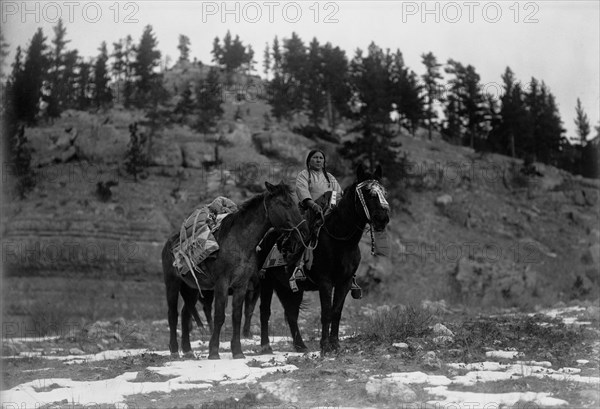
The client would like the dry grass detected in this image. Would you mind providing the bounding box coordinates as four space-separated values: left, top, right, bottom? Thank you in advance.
360 304 434 344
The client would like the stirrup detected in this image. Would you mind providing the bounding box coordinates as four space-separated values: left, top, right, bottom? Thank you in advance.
293 264 306 281
289 276 299 292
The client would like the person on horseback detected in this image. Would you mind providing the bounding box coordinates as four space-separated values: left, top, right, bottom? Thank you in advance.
292 150 362 298
296 149 342 215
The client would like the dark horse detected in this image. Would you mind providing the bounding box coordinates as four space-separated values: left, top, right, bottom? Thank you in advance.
162 182 308 359
258 164 390 354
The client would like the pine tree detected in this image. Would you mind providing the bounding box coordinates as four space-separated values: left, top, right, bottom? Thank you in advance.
281 32 307 114
0 30 9 81
444 59 488 148
20 28 49 124
94 41 112 108
525 79 564 165
177 34 191 62
391 50 423 136
173 82 195 121
132 25 161 106
244 44 255 74
421 52 443 140
195 67 223 135
125 123 148 182
262 42 271 79
339 43 403 180
272 36 282 76
76 58 92 110
575 98 590 146
489 67 531 157
7 125 36 198
305 38 326 127
46 19 70 118
320 42 350 130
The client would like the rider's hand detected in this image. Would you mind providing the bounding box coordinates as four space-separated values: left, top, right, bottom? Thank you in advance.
311 202 322 213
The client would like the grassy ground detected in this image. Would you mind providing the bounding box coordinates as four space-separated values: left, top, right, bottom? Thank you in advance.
3 292 599 408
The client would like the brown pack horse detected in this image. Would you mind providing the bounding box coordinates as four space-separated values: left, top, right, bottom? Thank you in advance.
162 181 308 359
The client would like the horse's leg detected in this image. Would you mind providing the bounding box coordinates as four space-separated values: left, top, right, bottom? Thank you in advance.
259 274 275 354
318 284 334 354
208 280 228 360
180 285 199 357
165 272 181 357
230 284 248 359
329 279 353 351
201 290 214 333
279 289 307 352
243 284 260 338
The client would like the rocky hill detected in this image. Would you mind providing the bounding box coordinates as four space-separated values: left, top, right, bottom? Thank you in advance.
2 98 599 325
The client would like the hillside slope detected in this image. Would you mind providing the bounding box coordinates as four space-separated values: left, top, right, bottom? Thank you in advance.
2 100 599 325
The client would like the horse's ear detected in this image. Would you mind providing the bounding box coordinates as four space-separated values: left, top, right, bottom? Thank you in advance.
356 163 366 181
265 181 275 192
374 165 383 180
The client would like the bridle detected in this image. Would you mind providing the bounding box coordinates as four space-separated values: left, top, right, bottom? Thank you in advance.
263 194 307 242
355 179 389 223
355 179 390 255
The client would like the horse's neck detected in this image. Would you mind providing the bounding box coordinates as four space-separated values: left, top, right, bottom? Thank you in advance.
325 192 366 243
221 202 271 250
239 205 271 245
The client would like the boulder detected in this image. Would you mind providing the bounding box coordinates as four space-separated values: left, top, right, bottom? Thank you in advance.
420 351 442 371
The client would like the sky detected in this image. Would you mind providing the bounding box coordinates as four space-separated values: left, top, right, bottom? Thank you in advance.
2 0 599 141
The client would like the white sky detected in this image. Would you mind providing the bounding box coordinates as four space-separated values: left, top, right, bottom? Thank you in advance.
2 0 599 140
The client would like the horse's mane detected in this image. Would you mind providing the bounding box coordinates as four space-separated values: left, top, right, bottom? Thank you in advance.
216 183 293 237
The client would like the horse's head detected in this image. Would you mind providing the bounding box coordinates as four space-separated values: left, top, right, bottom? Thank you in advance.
354 164 390 232
264 181 309 237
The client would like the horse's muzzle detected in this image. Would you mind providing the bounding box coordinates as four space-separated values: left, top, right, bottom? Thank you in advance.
371 212 390 232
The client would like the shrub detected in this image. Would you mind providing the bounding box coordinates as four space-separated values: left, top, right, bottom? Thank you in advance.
361 304 433 343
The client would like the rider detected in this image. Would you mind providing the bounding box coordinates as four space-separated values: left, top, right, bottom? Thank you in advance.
294 149 362 299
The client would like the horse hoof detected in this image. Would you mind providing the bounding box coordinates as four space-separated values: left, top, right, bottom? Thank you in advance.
170 352 180 359
208 353 220 360
183 351 195 359
233 353 245 359
260 345 273 354
295 345 308 353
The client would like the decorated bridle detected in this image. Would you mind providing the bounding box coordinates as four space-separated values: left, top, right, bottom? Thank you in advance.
355 179 390 255
355 180 390 222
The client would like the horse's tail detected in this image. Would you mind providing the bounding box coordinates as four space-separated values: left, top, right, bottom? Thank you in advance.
185 300 204 329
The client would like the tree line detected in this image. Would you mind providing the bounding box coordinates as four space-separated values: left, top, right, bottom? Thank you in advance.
2 24 598 198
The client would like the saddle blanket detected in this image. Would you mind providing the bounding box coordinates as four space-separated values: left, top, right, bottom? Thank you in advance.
261 244 287 270
172 196 238 277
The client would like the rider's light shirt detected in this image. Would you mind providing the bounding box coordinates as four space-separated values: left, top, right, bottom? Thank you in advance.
296 169 343 204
